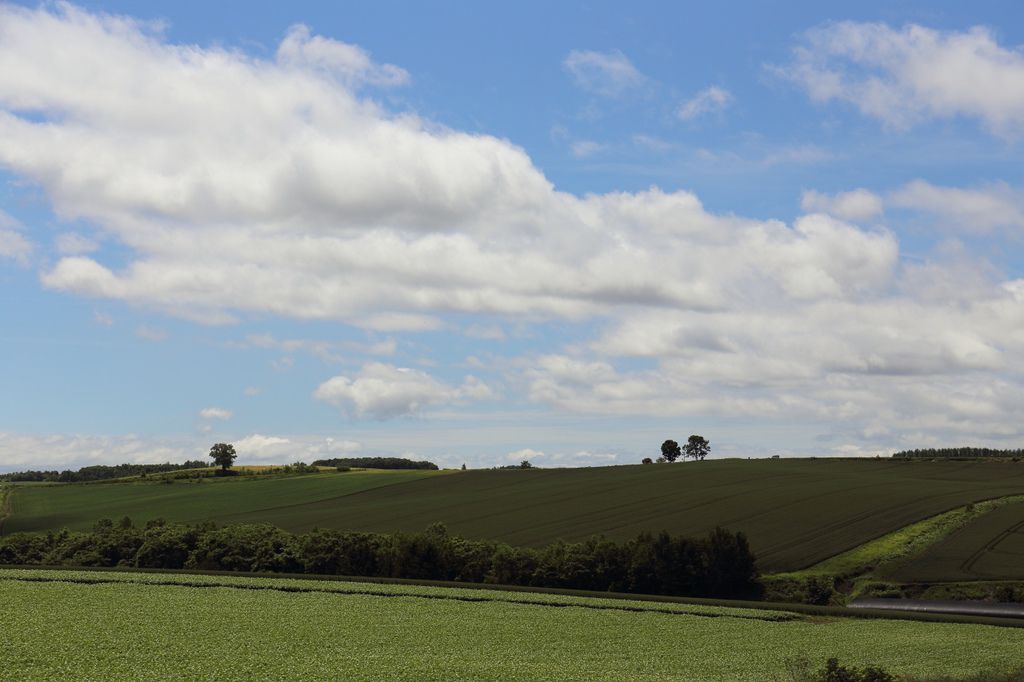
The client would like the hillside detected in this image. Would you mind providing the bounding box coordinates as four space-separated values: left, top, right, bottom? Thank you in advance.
6 459 1024 573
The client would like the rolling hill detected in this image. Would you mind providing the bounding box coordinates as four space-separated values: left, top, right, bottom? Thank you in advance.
6 459 1024 572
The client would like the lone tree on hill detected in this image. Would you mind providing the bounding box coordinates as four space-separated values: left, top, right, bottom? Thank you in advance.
685 435 710 461
209 443 237 473
661 439 681 463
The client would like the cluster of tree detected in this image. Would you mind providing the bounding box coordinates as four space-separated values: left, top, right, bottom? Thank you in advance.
892 447 1024 460
310 457 439 470
644 435 711 464
0 519 760 599
0 460 208 483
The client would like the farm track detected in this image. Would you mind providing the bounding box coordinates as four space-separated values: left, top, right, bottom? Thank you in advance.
959 516 1024 575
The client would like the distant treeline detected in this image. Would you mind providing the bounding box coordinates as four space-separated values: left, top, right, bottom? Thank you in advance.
0 461 209 483
892 447 1024 460
0 519 760 599
311 457 439 470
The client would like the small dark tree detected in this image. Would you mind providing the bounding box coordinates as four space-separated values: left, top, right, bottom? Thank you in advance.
685 435 710 461
641 457 653 465
660 439 681 463
209 443 237 473
519 460 533 469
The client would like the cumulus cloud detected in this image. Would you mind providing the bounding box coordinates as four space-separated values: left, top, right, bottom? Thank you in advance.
563 49 645 97
2 6 1024 449
199 407 233 420
276 24 409 87
506 447 544 462
678 86 733 121
777 22 1024 135
801 189 883 222
889 180 1024 233
314 363 495 419
0 432 195 471
233 434 291 459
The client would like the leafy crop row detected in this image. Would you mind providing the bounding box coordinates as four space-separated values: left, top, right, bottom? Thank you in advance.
1 569 1022 681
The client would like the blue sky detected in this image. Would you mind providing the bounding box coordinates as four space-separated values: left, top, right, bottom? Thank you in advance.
1 1 1024 470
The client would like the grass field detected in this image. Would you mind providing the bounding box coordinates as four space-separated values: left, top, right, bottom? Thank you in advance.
1 569 1022 681
6 459 1024 573
884 501 1024 583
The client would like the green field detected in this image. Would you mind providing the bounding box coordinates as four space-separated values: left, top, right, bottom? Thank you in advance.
1 470 442 535
884 501 1024 583
6 459 1024 573
1 568 1022 681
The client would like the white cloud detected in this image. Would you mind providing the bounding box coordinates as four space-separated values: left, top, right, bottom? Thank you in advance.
233 434 293 460
563 49 645 97
778 22 1024 135
199 407 233 420
93 310 113 326
801 188 884 222
276 24 409 87
243 386 262 396
889 180 1024 233
2 6 1024 450
506 447 544 462
678 86 733 121
313 362 494 419
0 432 196 471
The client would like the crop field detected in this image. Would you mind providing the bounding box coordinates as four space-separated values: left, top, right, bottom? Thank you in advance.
1 470 442 535
6 459 1024 572
884 501 1024 583
1 569 1023 681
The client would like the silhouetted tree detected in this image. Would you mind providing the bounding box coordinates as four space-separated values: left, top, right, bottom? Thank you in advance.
641 457 653 465
209 443 237 473
685 435 710 461
661 440 681 463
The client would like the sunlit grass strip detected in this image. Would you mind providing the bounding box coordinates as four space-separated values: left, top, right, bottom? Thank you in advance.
0 568 795 621
774 494 1024 582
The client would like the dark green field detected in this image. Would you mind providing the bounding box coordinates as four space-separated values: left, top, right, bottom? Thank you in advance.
1 470 442 535
7 459 1024 573
884 501 1024 582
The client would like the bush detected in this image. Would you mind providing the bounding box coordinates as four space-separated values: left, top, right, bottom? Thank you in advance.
0 520 760 599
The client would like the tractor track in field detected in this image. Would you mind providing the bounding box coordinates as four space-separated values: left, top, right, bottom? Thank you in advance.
959 516 1024 576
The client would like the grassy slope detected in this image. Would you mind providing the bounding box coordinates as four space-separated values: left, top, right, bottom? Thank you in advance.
3 470 442 534
884 501 1024 583
7 459 1024 573
2 569 1023 681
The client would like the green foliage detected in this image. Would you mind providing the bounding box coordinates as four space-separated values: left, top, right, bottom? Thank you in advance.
0 460 208 483
2 570 1024 681
685 434 711 461
892 447 1024 460
209 443 237 472
311 456 439 470
0 520 761 598
787 657 894 682
661 439 681 462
